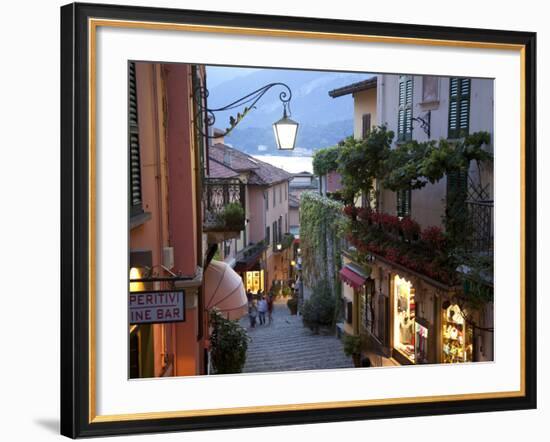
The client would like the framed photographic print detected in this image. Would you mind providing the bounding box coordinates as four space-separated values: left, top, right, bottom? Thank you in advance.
60 2 537 438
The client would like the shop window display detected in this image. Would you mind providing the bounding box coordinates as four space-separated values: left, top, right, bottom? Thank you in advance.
393 275 416 362
245 270 264 294
442 304 473 363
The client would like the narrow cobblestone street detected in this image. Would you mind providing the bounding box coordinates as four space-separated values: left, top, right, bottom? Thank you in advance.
239 301 353 373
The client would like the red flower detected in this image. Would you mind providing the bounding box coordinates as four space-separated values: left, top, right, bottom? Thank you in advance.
384 247 400 263
421 226 446 250
343 205 358 218
357 207 372 222
400 217 421 240
356 241 369 253
380 214 400 233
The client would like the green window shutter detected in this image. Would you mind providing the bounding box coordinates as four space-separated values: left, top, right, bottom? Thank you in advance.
446 170 468 240
129 61 143 217
396 188 411 218
398 76 413 141
448 78 471 138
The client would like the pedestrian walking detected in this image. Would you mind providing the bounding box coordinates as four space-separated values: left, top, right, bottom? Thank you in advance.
246 289 253 304
248 301 258 328
257 297 268 325
267 293 274 324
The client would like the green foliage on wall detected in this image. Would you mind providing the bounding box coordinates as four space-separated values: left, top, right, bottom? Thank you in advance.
312 145 341 176
299 192 343 288
383 131 493 191
337 127 395 203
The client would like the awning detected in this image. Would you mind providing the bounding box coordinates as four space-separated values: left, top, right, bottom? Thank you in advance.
204 260 248 320
339 264 369 289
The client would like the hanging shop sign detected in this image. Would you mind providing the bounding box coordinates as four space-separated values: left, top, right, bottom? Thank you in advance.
129 290 185 324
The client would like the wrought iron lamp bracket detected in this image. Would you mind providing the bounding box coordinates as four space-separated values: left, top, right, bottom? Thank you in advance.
411 110 431 138
193 82 293 139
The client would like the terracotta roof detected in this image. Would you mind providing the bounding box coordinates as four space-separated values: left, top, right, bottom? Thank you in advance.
209 143 259 172
289 193 300 209
328 77 377 98
209 143 291 186
209 158 240 178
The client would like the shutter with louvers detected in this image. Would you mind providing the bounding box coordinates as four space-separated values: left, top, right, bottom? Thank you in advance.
362 113 371 139
398 76 413 141
129 62 143 217
448 78 471 138
446 170 469 240
346 301 353 324
396 188 411 218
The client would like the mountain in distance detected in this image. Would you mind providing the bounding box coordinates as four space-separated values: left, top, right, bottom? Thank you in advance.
206 67 373 156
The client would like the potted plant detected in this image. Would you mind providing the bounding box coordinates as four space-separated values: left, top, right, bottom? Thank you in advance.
282 286 292 298
342 334 362 367
209 308 249 374
301 279 335 334
287 296 298 315
222 202 245 231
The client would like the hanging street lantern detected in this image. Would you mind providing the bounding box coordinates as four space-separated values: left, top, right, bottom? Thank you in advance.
273 105 299 150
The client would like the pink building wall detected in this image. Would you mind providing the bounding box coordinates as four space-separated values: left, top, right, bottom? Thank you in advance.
163 63 203 376
130 62 205 378
247 186 266 244
131 63 174 378
164 64 198 277
264 181 290 289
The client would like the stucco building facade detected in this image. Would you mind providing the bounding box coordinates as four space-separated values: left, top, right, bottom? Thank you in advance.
329 75 494 366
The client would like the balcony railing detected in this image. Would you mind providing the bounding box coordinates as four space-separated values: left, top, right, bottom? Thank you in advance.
466 199 493 253
202 177 246 234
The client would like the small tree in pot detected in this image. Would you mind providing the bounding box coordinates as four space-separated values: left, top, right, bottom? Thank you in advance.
209 308 249 374
342 334 362 367
301 279 335 334
287 296 298 315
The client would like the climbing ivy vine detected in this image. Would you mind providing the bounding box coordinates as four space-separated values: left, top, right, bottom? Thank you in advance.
299 192 344 323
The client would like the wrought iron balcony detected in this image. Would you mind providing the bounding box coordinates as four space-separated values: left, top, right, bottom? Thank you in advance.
202 178 246 239
466 199 493 253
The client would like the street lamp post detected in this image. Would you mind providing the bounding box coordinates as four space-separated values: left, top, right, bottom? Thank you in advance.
193 82 299 150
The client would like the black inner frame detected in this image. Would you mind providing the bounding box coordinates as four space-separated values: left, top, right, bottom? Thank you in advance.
60 2 537 438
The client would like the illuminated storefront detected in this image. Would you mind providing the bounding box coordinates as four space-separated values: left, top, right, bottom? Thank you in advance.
393 275 416 363
442 303 473 363
244 270 265 294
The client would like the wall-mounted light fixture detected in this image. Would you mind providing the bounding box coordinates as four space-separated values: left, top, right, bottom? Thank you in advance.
411 111 431 138
194 82 298 150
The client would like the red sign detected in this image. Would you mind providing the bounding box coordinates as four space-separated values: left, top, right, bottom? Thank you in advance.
129 290 185 324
